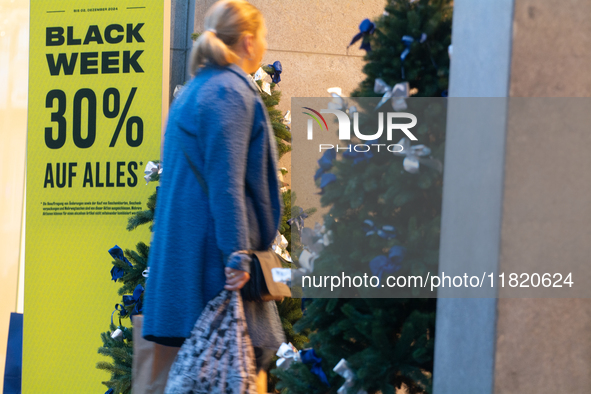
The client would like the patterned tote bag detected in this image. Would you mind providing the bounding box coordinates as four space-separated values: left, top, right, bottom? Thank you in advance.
164 290 258 394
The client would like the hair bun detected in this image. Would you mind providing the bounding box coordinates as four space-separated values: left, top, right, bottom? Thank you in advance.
189 0 263 74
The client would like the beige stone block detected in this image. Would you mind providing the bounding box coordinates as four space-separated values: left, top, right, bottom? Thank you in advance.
509 0 591 96
194 0 386 57
494 99 591 391
495 0 591 390
245 0 385 57
500 99 591 289
495 298 591 393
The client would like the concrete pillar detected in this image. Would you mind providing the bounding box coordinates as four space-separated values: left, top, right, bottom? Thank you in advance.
434 0 591 393
433 1 514 392
169 0 196 103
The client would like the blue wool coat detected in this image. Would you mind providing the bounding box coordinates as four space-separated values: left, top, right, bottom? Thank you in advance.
142 63 283 346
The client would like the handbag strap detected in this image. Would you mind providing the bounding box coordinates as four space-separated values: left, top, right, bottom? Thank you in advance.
183 149 209 196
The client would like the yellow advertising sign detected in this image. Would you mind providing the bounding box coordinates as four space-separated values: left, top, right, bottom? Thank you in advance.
25 2 163 392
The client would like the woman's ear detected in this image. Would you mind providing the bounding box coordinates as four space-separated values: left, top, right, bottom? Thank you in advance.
242 33 255 60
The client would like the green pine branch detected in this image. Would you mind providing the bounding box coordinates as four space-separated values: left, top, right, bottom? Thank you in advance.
126 191 156 232
256 64 292 159
97 323 133 394
116 243 149 296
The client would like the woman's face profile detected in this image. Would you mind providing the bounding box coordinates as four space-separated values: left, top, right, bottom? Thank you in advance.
240 19 268 74
253 20 268 67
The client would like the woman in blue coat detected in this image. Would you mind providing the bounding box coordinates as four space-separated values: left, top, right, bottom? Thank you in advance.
142 0 284 390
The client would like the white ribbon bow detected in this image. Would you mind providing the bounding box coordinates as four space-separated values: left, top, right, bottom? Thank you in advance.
248 75 264 94
254 67 265 81
248 67 269 94
296 222 334 275
314 222 333 246
283 110 291 126
111 328 124 342
327 92 357 120
373 78 410 111
144 161 162 184
253 67 272 95
276 342 301 370
273 232 289 251
333 359 368 394
393 137 442 174
261 81 272 95
272 231 292 262
173 84 184 98
298 249 316 273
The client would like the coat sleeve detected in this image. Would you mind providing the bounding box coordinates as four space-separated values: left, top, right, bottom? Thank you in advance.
201 85 254 273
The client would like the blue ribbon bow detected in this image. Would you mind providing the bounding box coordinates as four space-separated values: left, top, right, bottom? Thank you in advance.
342 146 374 165
300 348 330 386
119 285 144 321
115 302 129 318
318 149 336 170
369 246 406 281
130 284 144 319
108 245 133 282
105 389 114 394
362 219 396 239
288 207 309 235
319 173 337 194
348 18 376 52
265 61 282 83
314 149 336 180
400 33 428 79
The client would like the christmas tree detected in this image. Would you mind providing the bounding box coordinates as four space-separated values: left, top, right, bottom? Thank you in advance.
273 1 451 393
252 62 314 391
268 190 315 392
353 0 451 99
259 63 292 159
96 243 148 394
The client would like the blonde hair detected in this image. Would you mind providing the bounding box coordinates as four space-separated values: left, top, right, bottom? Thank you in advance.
190 0 263 75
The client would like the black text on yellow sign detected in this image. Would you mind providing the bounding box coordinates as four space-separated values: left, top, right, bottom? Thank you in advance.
41 22 153 189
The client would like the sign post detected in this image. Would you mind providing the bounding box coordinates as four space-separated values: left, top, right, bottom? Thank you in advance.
25 3 163 392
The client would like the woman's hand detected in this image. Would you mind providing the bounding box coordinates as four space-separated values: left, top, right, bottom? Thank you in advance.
224 267 250 291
